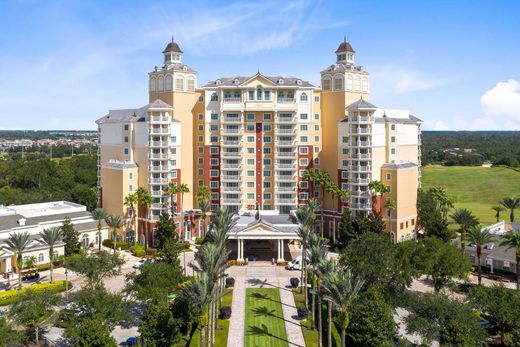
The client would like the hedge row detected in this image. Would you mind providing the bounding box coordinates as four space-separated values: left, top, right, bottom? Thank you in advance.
0 280 71 306
102 240 131 250
130 245 146 257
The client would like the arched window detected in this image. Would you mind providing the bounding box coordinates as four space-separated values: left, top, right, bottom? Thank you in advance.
346 75 353 90
187 77 195 91
125 230 135 243
211 92 218 101
82 234 90 249
38 253 44 263
362 77 369 92
322 76 332 90
165 75 173 91
300 93 308 102
334 76 344 90
150 77 156 92
157 76 164 91
354 76 361 91
256 86 263 101
175 76 185 91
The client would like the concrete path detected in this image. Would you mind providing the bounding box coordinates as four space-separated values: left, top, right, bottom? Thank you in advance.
226 261 305 347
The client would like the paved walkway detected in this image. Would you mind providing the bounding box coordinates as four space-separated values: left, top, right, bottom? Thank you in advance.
226 261 306 347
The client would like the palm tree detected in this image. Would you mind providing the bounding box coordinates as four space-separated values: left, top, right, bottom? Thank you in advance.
499 229 520 290
178 183 191 240
450 208 479 253
295 206 314 309
500 197 520 223
136 187 152 247
431 187 454 220
165 182 179 217
321 262 364 347
368 180 387 213
91 208 108 250
466 226 494 285
5 231 31 289
124 193 137 244
319 259 337 347
105 215 124 253
491 205 506 223
302 169 317 198
197 185 211 238
307 233 328 344
39 227 63 283
181 272 215 347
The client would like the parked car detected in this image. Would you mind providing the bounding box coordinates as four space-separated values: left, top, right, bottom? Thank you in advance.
286 256 305 271
245 254 257 261
132 259 146 269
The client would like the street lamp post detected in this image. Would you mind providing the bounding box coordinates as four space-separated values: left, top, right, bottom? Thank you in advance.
65 267 69 299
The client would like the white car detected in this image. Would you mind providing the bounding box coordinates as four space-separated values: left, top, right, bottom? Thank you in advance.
286 256 304 271
132 259 146 269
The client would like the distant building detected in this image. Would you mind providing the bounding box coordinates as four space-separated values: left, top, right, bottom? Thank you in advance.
0 201 108 274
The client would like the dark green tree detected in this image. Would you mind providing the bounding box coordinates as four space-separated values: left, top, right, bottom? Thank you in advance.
62 216 81 255
0 318 25 346
139 302 181 347
65 318 117 347
417 189 452 241
349 287 397 346
470 284 520 346
415 237 472 292
154 211 178 249
67 250 124 288
337 209 356 247
160 238 182 266
125 261 183 301
367 211 386 233
352 212 371 236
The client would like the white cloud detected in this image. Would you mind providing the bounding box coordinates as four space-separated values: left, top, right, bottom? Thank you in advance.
480 79 520 127
371 66 450 94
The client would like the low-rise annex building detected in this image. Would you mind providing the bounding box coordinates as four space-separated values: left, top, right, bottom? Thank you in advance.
0 201 109 275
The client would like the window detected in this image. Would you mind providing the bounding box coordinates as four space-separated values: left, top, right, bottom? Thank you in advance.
334 76 344 90
247 170 255 176
246 124 255 131
38 253 44 263
342 148 348 155
175 77 185 91
263 147 272 154
411 219 415 226
198 168 203 175
391 136 395 143
386 173 391 180
171 171 177 178
198 135 203 142
211 113 218 120
299 158 308 166
322 77 331 90
354 76 361 91
391 148 396 155
263 170 272 177
247 159 255 165
391 124 396 131
300 93 308 102
263 193 271 199
256 87 263 100
341 171 348 179
362 77 368 92
264 90 271 101
314 158 320 164
211 193 219 200
128 173 133 179
342 160 348 167
124 124 129 131
314 136 319 142
210 136 218 142
210 158 219 166
211 93 218 101
300 124 308 131
314 125 320 131
210 147 219 154
198 96 204 102
247 182 255 188
400 223 404 230
300 113 308 120
198 114 203 120
299 147 308 154
247 136 255 142
342 136 348 143
150 77 156 92
210 125 218 131
210 170 219 177
346 75 353 90
263 136 272 143
187 77 195 91
263 159 272 165
247 113 255 120
386 185 391 193
248 90 254 100
300 136 308 143
171 136 177 143
210 181 219 188
247 148 255 154
263 181 271 188
124 148 129 155
247 193 255 200
157 76 164 91
314 96 320 102
198 147 203 153
315 147 320 153
300 181 308 189
263 113 271 120
263 124 272 131
299 192 309 200
165 75 173 90
314 114 320 120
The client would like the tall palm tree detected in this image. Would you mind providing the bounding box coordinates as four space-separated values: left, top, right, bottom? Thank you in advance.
499 229 520 290
136 187 152 247
90 207 108 250
302 169 317 198
492 205 506 223
296 206 314 309
500 197 520 223
181 272 215 347
307 233 328 345
368 180 387 213
197 185 211 237
178 183 191 240
105 215 124 253
165 182 179 217
5 231 31 289
40 227 63 283
124 193 137 244
321 262 364 347
319 259 337 347
466 226 494 285
450 208 479 253
431 187 454 220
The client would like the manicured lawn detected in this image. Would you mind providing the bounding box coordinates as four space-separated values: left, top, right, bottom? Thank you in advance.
422 165 520 225
180 289 233 347
245 288 288 347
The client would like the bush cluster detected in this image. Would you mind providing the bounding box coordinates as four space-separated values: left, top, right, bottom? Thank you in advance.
0 280 71 306
290 277 300 288
130 245 146 257
195 237 205 245
219 306 232 320
297 307 308 319
225 277 235 288
102 240 131 250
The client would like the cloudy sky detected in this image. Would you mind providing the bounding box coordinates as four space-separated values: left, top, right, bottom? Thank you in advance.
1 0 519 130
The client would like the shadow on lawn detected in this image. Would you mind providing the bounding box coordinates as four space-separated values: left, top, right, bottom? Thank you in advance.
250 290 296 309
246 278 292 292
246 323 295 345
252 306 300 327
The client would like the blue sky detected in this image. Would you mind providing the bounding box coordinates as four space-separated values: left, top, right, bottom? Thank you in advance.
1 0 519 130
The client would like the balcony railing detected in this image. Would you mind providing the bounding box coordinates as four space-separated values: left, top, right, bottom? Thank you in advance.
223 98 241 103
277 186 296 191
222 199 241 204
222 116 242 123
222 163 241 169
148 177 168 184
221 186 241 192
276 141 295 146
277 117 297 123
350 203 371 209
151 203 165 209
222 152 241 157
221 140 242 146
349 116 373 123
149 165 169 172
149 128 169 134
350 165 371 172
148 153 169 159
350 128 371 134
350 178 370 184
149 141 169 147
275 152 296 157
222 175 241 181
151 191 163 197
351 190 369 197
150 115 170 123
350 153 371 159
277 98 295 103
276 198 295 204
222 128 241 134
276 163 295 169
275 128 295 134
276 175 295 181
350 141 371 147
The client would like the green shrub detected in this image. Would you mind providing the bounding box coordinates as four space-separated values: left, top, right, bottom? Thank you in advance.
195 237 205 245
146 248 158 257
0 280 72 306
176 241 191 251
102 239 114 248
130 245 146 257
102 240 130 250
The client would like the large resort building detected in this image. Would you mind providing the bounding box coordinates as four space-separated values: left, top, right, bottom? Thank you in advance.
96 38 422 247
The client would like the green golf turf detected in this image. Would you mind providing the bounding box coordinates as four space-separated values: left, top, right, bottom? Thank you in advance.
245 288 288 347
422 165 520 225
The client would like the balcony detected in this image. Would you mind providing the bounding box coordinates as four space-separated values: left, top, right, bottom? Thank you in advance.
276 198 295 204
222 151 242 157
149 165 169 172
276 175 296 181
277 116 297 123
245 101 275 112
149 128 169 135
275 152 296 158
350 128 371 134
222 127 242 134
275 128 296 135
276 163 296 169
221 199 242 205
151 203 165 209
351 190 370 197
148 153 169 160
350 178 370 184
350 141 371 147
350 153 371 159
223 98 241 103
221 186 241 192
350 202 371 210
149 141 170 148
148 177 168 184
276 98 296 112
221 140 242 147
150 115 170 123
276 186 296 192
222 175 242 181
222 116 242 123
350 165 371 172
349 116 373 124
275 141 295 146
222 163 242 169
150 190 163 197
